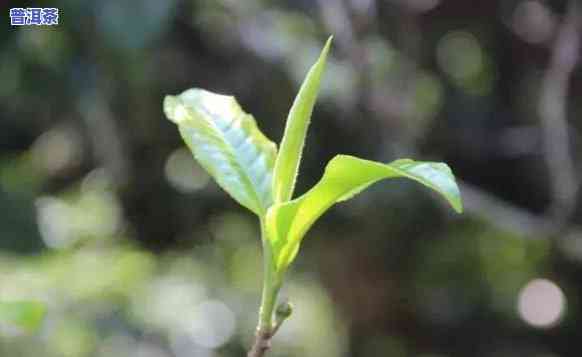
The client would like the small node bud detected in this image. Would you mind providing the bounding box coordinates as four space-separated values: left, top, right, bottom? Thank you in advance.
275 301 293 321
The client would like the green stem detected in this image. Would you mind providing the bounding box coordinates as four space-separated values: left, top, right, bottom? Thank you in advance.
258 220 279 331
248 218 282 357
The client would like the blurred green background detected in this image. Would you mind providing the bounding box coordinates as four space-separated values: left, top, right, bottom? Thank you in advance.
1 0 582 356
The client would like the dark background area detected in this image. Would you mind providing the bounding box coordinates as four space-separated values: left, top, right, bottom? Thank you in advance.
1 0 582 356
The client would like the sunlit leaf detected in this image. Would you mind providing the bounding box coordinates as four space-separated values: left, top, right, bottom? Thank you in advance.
164 89 277 215
266 155 463 271
272 37 332 203
0 301 46 333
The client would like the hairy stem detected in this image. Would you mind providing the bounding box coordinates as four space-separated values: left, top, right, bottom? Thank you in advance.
248 219 282 357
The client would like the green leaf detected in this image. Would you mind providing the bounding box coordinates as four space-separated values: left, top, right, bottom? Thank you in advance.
164 89 277 215
0 301 46 333
272 37 333 203
266 155 463 271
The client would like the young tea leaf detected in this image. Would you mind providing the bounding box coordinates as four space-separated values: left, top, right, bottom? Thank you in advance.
272 37 333 203
164 89 277 215
266 155 462 272
0 301 46 333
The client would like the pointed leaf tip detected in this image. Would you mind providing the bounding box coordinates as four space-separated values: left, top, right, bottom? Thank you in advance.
323 36 333 56
272 37 333 203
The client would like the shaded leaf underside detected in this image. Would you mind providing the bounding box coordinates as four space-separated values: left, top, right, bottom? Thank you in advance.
164 89 277 215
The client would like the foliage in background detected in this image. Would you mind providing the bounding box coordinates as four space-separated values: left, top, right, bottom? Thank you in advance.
0 301 45 333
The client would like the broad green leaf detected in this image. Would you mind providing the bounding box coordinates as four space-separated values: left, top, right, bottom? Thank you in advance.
0 301 46 333
164 89 277 215
266 155 462 271
272 37 333 203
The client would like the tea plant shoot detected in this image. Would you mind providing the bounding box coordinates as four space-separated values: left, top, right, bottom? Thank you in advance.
163 36 462 357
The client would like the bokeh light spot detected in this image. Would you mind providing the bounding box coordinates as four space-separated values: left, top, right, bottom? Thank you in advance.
165 148 209 193
32 127 82 176
188 300 236 349
512 0 555 44
517 279 565 328
437 31 483 82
